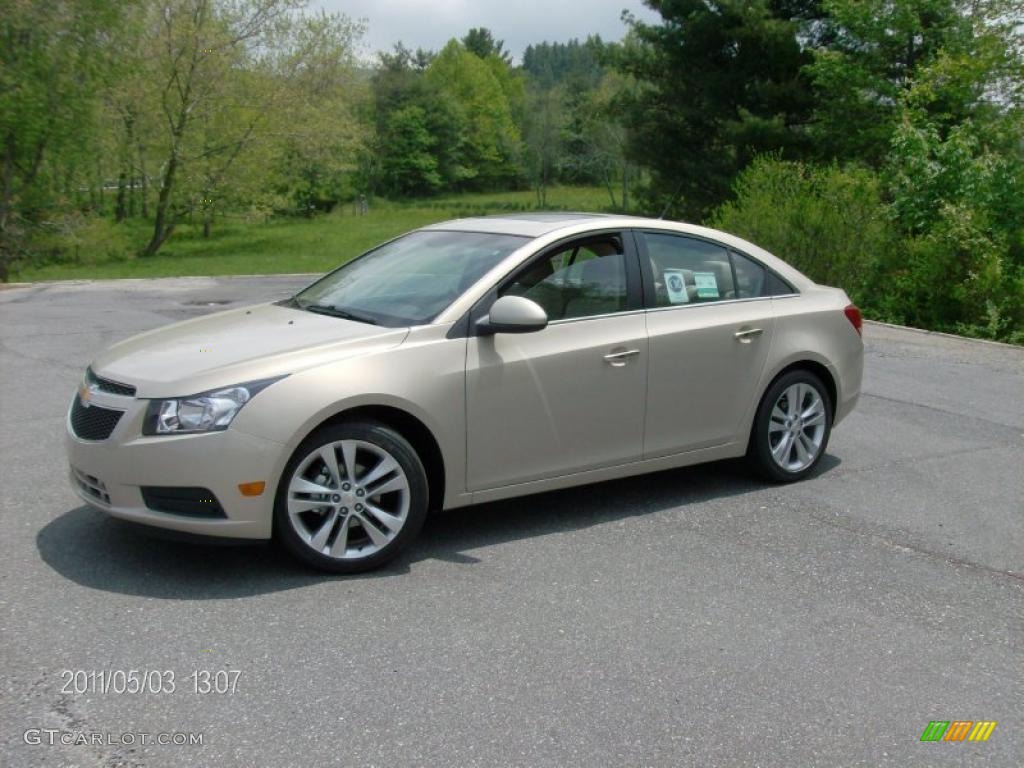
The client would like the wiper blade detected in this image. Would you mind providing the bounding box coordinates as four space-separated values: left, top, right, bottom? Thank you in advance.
301 303 380 325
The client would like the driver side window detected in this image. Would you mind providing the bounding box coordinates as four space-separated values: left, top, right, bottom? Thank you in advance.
500 235 627 321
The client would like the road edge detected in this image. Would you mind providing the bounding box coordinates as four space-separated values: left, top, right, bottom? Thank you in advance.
864 319 1022 350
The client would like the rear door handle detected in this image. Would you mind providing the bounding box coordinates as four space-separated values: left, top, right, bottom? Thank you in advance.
603 349 640 366
734 328 764 342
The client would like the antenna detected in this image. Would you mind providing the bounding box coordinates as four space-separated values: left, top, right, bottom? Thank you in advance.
659 181 684 219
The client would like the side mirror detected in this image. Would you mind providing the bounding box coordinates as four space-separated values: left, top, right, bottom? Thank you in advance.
476 295 548 336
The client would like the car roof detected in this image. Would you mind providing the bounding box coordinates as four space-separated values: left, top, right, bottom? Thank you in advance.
420 212 742 241
421 212 625 238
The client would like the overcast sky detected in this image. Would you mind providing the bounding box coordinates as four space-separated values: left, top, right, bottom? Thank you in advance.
311 0 660 61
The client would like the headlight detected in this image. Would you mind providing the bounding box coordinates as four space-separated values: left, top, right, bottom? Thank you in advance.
142 377 285 435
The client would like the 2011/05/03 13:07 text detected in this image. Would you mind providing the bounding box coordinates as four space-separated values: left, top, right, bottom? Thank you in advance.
60 669 241 695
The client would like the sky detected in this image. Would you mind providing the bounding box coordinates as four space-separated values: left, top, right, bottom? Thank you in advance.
311 0 660 61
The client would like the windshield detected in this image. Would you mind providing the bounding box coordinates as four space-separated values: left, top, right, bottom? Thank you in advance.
289 230 528 327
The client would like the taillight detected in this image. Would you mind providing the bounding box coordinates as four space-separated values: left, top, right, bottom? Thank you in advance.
844 304 862 336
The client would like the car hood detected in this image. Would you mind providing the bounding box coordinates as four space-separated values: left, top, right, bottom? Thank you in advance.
90 303 409 399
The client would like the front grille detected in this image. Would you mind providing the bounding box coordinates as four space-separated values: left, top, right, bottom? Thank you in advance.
70 397 123 440
87 367 136 397
71 467 111 504
141 487 226 518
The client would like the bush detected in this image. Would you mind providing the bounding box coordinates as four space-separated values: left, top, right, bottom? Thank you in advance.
876 202 1019 337
17 213 137 272
711 157 896 302
710 152 1024 344
883 119 1024 341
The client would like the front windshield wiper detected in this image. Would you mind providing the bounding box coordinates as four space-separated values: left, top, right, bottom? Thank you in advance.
300 303 380 326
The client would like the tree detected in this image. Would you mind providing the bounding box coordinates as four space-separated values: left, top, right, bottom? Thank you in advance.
614 1 816 219
883 114 1024 338
139 0 364 255
570 72 636 210
368 42 465 197
522 37 606 90
379 42 434 72
522 84 565 206
462 27 511 65
264 13 367 215
141 0 290 254
425 40 522 190
804 0 1013 164
99 2 157 224
0 0 126 279
378 106 443 196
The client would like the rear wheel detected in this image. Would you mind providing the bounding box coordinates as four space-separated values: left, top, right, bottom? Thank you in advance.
274 421 428 573
748 370 832 483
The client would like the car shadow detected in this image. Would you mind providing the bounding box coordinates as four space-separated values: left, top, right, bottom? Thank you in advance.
37 456 840 599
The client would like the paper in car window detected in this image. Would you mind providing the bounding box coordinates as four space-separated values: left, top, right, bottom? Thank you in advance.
693 272 719 298
664 269 689 304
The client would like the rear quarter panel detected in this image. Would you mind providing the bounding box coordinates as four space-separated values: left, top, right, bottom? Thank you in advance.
763 289 864 427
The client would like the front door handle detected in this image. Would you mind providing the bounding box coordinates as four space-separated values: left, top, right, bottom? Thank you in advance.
603 349 640 367
734 327 764 343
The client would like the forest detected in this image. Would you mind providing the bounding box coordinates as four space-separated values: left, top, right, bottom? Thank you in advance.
2 0 1022 340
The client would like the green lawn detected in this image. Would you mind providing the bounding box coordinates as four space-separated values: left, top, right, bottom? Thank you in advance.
13 186 616 282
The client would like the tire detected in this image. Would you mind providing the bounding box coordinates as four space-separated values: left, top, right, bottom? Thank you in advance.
747 369 833 483
274 421 429 573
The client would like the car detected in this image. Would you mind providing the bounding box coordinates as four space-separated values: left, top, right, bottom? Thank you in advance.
65 214 864 572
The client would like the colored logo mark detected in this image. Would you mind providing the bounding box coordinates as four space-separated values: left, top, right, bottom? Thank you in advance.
920 721 997 742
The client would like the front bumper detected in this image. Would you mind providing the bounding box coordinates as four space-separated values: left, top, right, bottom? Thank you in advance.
65 392 284 539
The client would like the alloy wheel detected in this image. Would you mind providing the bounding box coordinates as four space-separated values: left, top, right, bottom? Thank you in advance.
286 439 411 559
767 382 827 472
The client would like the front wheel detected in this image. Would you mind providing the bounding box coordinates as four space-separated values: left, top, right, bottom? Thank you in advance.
748 370 832 483
274 421 429 573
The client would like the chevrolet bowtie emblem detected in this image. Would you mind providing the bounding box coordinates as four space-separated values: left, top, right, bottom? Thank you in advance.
79 384 92 407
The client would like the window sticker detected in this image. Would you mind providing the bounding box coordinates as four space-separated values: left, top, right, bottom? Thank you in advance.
693 271 719 298
664 269 689 304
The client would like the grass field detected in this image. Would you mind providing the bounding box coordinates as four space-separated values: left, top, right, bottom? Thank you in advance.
12 186 616 282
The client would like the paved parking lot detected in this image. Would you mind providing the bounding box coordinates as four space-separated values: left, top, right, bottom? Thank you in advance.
1 276 1022 767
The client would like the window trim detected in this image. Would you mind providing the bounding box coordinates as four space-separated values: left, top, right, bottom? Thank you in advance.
455 228 645 338
727 249 742 298
632 228 799 310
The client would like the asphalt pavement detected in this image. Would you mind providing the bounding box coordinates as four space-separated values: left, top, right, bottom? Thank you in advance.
1 276 1021 767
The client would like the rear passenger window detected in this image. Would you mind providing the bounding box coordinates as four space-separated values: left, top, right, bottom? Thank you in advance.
731 251 766 299
641 233 735 306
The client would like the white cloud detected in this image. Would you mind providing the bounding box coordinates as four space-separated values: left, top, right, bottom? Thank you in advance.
310 0 660 61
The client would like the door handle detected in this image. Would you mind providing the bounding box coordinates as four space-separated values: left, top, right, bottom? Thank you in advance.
734 327 764 342
603 349 640 367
